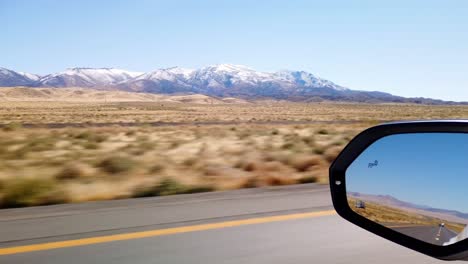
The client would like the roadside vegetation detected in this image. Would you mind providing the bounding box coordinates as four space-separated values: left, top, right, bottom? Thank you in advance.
348 197 465 234
0 101 467 208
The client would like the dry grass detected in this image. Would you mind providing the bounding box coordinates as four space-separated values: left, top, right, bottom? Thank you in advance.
0 99 467 208
1 99 468 125
348 197 465 234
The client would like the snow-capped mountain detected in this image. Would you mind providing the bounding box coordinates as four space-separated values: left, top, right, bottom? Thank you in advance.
0 67 40 86
273 70 348 91
121 64 349 97
190 64 275 87
38 68 143 87
122 67 195 93
0 65 458 104
0 64 349 92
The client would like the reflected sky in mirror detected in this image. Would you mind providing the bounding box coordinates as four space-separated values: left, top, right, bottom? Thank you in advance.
347 133 468 213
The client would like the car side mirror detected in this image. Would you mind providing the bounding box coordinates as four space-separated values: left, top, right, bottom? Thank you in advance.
330 121 468 261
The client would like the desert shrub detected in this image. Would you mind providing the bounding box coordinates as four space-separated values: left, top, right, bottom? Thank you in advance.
317 129 329 135
324 146 343 163
1 178 68 208
203 165 224 176
140 141 157 151
75 131 107 143
281 142 295 150
24 137 56 152
288 155 323 172
242 161 259 172
240 174 294 188
170 141 180 149
2 122 22 132
149 164 165 173
263 154 276 162
136 135 150 142
98 156 136 174
152 178 185 196
261 161 285 172
301 135 315 146
127 147 146 156
83 141 99 150
237 131 250 140
125 130 137 136
267 152 291 164
6 138 55 159
240 177 258 188
331 140 346 146
133 178 215 198
182 158 197 167
313 146 325 155
75 131 93 140
93 134 108 143
131 185 155 198
233 159 245 169
183 185 215 194
263 175 295 186
56 162 91 180
9 147 29 159
298 175 318 184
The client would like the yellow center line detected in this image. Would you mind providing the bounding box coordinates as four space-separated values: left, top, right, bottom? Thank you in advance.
0 210 336 256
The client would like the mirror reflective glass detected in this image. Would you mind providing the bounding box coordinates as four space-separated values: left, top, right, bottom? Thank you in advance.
346 133 468 246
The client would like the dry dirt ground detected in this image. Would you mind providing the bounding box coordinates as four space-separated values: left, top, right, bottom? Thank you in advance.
1 90 468 208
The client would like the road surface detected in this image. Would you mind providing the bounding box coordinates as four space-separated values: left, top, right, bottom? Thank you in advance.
393 225 458 246
0 184 460 263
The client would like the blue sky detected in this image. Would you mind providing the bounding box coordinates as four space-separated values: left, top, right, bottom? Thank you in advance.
1 0 468 101
347 133 468 213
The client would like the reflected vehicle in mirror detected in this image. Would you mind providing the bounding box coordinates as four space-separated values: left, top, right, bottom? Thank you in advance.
330 121 468 261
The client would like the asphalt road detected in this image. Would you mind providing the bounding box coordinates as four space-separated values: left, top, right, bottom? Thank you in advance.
0 184 460 263
393 225 458 246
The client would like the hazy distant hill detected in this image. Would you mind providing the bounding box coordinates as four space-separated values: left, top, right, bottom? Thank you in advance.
349 192 468 223
0 65 464 104
0 87 248 104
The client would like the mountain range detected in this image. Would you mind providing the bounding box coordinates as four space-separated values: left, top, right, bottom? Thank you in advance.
0 64 461 104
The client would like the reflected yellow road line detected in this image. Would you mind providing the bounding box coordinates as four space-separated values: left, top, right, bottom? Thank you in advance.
0 210 336 256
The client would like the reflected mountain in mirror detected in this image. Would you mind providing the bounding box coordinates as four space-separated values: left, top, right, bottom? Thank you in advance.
345 133 468 246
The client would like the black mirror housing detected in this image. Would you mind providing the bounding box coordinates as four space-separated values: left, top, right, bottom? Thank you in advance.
330 120 468 261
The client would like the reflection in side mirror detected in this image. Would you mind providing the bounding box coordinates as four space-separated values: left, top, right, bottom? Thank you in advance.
346 133 468 246
330 122 468 260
